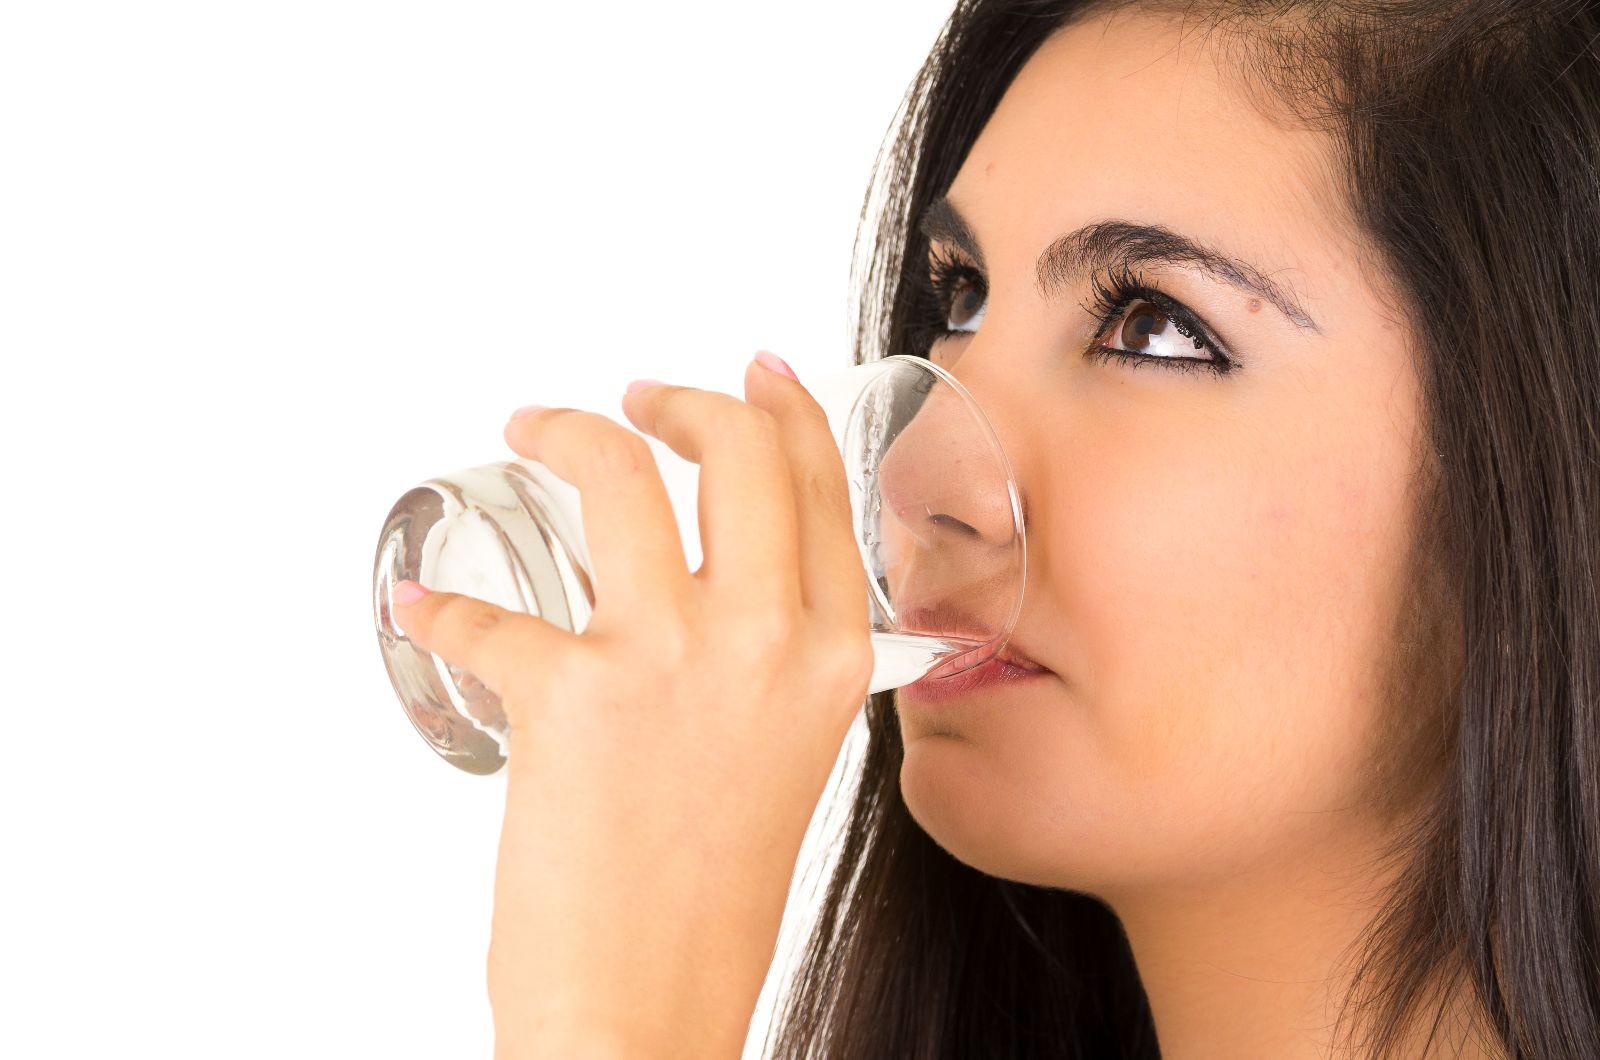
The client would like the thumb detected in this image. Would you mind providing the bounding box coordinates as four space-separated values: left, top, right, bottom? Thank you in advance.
388 580 580 705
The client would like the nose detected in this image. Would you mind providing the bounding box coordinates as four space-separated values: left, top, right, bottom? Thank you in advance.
877 384 1020 551
873 355 1027 636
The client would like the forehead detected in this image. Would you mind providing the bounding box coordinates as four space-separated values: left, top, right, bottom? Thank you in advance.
949 9 1352 302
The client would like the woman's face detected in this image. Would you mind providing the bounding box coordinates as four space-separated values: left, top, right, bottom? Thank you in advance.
894 10 1435 894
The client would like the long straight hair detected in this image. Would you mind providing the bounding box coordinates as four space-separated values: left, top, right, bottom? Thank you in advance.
766 2 1600 1057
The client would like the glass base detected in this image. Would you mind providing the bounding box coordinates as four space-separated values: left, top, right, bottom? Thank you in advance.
372 459 595 775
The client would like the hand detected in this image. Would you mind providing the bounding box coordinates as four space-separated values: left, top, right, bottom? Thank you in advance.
390 353 875 1059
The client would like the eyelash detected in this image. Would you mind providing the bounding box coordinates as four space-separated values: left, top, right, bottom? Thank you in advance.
916 247 1235 377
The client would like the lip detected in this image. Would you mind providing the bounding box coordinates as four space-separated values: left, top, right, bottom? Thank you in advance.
899 600 1049 672
896 600 1051 705
899 651 1053 705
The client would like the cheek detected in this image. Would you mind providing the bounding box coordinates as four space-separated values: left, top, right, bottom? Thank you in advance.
895 351 1425 889
1036 402 1414 881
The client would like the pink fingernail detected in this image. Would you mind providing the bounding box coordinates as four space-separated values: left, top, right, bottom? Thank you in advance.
511 405 547 419
753 350 799 381
626 378 669 395
393 580 429 605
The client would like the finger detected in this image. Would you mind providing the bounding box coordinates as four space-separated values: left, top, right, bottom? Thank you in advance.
390 581 581 706
741 352 870 628
501 407 693 619
619 379 801 613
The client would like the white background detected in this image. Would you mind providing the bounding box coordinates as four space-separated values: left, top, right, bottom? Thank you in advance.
0 1 956 1056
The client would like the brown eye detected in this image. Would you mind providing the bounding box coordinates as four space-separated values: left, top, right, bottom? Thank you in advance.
1119 300 1172 351
947 278 987 333
1084 271 1232 375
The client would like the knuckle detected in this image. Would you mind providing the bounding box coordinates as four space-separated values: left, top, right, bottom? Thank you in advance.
551 637 607 689
719 403 780 445
730 608 800 661
449 597 505 640
587 430 652 478
801 465 849 516
791 398 833 435
597 603 695 670
650 612 698 669
746 403 780 434
503 631 592 708
820 627 875 691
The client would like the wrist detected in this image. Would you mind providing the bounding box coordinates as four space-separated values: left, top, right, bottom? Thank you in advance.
491 1004 750 1060
491 1025 645 1060
486 894 783 1060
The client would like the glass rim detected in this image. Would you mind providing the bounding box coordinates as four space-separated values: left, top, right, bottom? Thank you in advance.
873 353 1029 665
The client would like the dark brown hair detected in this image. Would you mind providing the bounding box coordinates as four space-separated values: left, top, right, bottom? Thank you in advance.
764 2 1600 1056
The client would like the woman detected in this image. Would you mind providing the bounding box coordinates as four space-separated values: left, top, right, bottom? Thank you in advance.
392 0 1600 1056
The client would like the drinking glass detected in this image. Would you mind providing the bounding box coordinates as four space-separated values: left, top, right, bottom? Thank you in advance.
372 354 1027 775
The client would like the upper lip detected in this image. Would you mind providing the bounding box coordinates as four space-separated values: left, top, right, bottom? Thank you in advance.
901 601 1050 673
993 644 1050 672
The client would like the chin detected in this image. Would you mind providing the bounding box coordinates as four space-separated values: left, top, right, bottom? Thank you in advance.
898 736 1076 887
898 731 1168 892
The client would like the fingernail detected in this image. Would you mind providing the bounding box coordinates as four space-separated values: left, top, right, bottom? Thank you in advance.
626 378 669 395
511 405 547 420
393 580 430 606
753 350 799 381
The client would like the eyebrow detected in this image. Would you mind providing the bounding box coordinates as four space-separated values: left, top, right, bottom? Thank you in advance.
917 195 1322 333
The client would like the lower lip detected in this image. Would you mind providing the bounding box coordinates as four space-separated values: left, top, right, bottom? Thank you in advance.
898 654 1052 706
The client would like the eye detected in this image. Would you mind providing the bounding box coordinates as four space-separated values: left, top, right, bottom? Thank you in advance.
920 243 988 340
1082 263 1235 377
1110 299 1206 359
945 276 986 333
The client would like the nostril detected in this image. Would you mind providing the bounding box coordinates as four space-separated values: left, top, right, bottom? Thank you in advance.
930 513 980 536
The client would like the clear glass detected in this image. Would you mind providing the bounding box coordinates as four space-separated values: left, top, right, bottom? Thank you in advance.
372 354 1027 775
